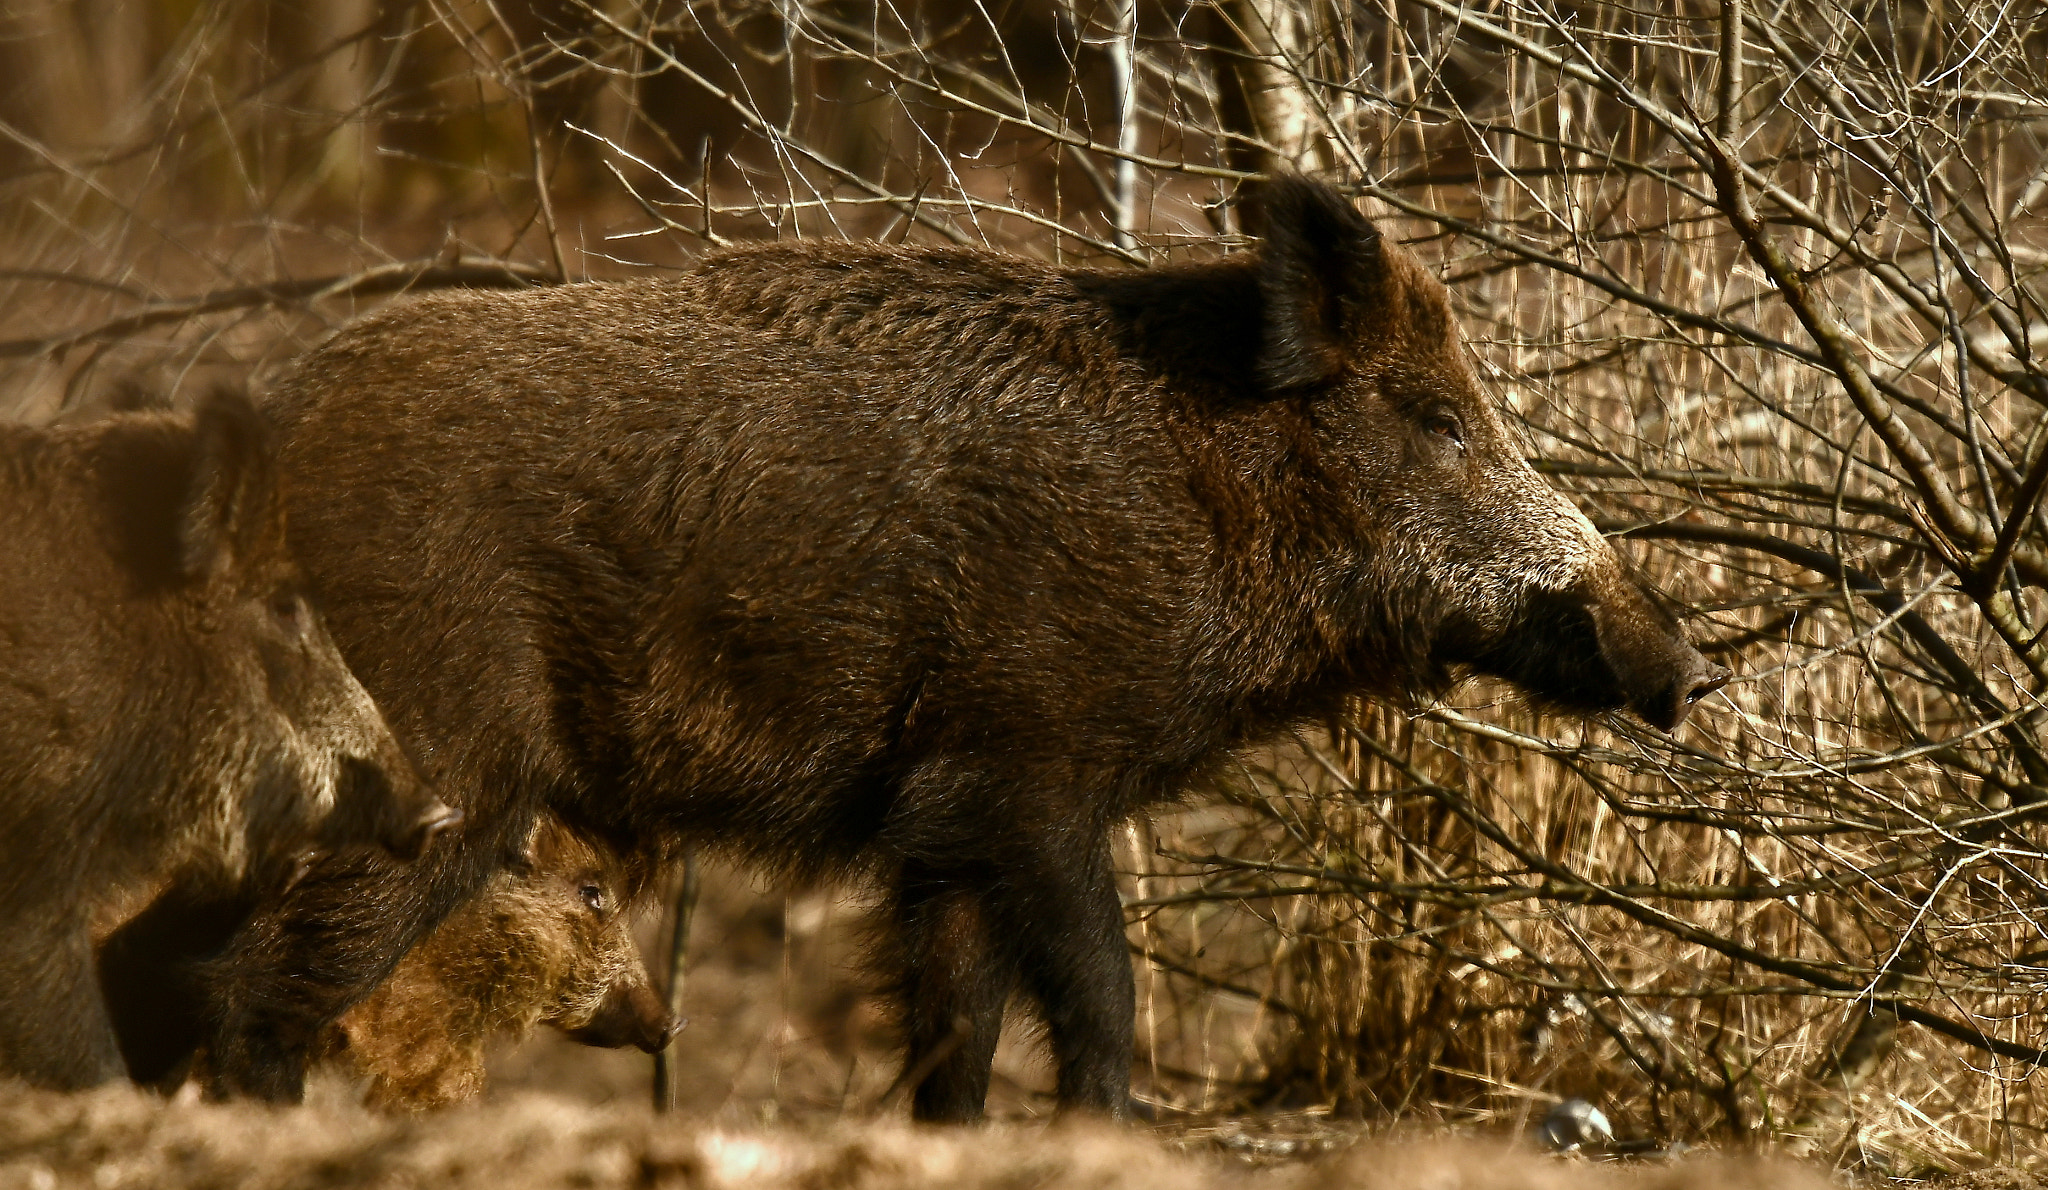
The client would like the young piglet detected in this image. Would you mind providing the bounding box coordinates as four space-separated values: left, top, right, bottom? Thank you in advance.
318 818 677 1111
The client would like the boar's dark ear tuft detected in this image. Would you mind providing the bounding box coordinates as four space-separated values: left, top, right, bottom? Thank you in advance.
1253 177 1383 393
179 387 283 584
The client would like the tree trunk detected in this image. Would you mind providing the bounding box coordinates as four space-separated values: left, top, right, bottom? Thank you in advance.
1211 0 1333 177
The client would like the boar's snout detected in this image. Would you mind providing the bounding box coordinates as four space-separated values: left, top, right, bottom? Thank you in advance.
566 980 679 1054
1452 568 1728 732
1584 573 1729 732
1645 648 1730 731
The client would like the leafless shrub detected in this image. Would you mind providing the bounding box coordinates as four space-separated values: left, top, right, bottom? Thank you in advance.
7 0 2048 1171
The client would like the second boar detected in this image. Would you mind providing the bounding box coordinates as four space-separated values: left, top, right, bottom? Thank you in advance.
0 389 456 1090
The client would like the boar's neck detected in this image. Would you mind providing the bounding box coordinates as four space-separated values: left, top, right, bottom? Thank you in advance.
1065 260 1409 745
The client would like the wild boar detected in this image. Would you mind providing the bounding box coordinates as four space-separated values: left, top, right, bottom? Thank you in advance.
190 178 1725 1118
0 389 457 1090
318 816 675 1111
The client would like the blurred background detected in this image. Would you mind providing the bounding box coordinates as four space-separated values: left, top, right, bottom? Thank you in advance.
6 0 2048 1174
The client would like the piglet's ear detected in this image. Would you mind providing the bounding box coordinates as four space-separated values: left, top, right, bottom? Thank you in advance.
503 822 543 876
179 387 283 584
1253 177 1383 393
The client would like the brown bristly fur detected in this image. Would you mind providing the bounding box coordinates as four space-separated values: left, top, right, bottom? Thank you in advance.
321 819 665 1112
0 390 446 1091
191 177 1718 1117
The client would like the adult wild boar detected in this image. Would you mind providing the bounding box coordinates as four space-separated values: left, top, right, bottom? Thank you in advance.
195 178 1726 1118
0 388 458 1090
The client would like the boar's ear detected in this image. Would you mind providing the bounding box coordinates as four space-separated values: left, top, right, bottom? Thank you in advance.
179 387 284 584
1253 177 1383 393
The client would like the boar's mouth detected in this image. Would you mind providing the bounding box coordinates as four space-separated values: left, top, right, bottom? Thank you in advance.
1446 585 1729 732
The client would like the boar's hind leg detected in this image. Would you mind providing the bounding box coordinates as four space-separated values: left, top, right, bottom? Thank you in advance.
0 918 126 1089
199 845 491 1103
893 861 1018 1123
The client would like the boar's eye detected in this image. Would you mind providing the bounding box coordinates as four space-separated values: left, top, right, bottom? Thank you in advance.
580 884 606 914
1422 413 1466 452
269 588 307 634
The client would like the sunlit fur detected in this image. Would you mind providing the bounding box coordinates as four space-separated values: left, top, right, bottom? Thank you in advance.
300 817 668 1111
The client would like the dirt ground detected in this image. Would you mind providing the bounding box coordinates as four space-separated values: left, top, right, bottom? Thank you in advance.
0 862 1856 1190
0 1081 1837 1190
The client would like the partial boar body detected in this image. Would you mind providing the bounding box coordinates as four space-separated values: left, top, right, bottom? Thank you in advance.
0 390 455 1090
198 178 1725 1117
317 818 674 1112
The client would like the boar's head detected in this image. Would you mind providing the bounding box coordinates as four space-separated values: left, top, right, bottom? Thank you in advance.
96 387 459 878
505 821 678 1054
1251 179 1728 729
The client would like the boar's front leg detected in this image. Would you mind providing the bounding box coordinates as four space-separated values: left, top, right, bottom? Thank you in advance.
1002 832 1135 1118
0 914 126 1089
892 859 1020 1122
98 878 259 1090
892 821 1133 1122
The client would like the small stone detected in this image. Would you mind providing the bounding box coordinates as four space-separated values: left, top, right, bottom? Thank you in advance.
1539 1099 1613 1153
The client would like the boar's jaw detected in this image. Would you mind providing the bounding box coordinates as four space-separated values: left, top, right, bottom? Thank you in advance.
316 754 462 860
1443 572 1727 731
